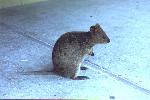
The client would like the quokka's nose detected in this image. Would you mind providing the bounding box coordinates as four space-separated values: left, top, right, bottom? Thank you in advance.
107 38 110 43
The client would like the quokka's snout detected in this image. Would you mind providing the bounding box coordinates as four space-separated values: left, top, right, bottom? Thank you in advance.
107 38 110 43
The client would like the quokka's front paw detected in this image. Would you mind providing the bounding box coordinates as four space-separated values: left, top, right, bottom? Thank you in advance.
90 52 94 56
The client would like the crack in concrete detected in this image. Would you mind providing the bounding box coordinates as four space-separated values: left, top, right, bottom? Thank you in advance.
0 22 53 48
84 60 150 95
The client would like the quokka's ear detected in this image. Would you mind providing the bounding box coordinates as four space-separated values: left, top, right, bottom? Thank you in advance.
90 25 95 32
95 23 100 28
90 23 101 33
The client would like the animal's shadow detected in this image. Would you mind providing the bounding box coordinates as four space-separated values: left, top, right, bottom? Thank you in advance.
21 63 56 76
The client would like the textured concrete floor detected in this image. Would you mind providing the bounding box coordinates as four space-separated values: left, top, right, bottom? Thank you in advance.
0 0 150 99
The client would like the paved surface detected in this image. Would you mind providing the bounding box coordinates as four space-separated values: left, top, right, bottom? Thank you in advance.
0 0 150 99
0 0 47 9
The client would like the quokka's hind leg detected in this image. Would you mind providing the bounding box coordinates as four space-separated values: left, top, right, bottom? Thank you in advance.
71 64 90 80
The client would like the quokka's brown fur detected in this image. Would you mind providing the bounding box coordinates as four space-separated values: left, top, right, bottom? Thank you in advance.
52 23 110 80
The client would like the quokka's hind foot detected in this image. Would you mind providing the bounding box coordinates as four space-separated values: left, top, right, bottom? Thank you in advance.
72 76 90 80
80 66 88 70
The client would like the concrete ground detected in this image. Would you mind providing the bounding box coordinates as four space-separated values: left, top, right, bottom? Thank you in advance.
0 0 150 99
